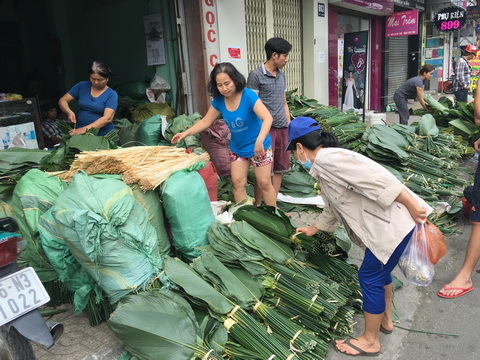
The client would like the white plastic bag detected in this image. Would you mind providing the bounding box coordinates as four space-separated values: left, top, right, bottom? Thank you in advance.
146 74 171 103
398 223 435 287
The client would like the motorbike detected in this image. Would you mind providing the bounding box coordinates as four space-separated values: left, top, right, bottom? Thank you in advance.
0 217 63 360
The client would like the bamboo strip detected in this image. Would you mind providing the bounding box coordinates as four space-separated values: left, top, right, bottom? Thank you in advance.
54 146 210 189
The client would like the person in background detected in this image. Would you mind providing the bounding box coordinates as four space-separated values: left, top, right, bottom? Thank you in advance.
287 116 430 356
171 62 277 206
438 84 480 299
247 37 292 206
393 64 435 125
41 103 63 148
453 45 478 104
59 61 118 136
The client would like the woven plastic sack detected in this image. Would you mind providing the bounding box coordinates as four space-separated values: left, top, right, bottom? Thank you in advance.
130 184 171 256
398 223 434 287
162 170 215 260
137 114 162 145
11 169 68 282
200 119 231 178
38 208 103 314
50 172 162 304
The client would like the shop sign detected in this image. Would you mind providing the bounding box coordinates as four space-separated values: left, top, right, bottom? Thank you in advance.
318 2 326 17
393 0 425 12
467 5 480 20
333 0 394 14
433 6 467 32
386 10 419 37
201 0 221 72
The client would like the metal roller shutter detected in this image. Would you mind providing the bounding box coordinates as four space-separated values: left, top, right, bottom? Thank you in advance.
387 36 409 104
245 0 267 74
272 0 303 93
245 0 303 94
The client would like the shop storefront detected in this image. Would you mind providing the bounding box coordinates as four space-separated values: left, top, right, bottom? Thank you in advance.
384 1 425 108
425 1 475 94
328 0 393 113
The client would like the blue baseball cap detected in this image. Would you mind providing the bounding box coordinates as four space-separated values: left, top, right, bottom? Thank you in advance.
285 116 321 151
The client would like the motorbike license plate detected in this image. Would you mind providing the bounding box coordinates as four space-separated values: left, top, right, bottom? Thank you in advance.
0 267 50 326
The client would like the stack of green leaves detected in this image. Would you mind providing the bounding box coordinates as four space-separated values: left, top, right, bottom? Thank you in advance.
40 132 118 172
192 252 330 359
108 289 225 360
280 162 320 198
0 148 49 201
163 256 298 359
233 205 347 257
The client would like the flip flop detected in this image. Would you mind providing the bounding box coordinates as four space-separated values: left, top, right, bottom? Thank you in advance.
337 338 380 357
437 286 474 298
380 325 393 334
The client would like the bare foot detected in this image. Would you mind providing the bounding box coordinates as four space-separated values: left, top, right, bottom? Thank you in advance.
438 279 474 297
335 336 380 356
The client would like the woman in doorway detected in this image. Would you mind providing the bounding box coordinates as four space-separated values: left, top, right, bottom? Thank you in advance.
342 71 357 111
393 64 434 125
59 61 118 136
171 62 276 206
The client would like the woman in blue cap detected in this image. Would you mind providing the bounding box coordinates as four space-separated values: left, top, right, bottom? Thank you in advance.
286 116 431 356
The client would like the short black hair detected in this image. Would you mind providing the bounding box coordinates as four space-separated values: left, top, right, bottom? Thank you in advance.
208 62 246 98
42 101 58 113
265 37 292 60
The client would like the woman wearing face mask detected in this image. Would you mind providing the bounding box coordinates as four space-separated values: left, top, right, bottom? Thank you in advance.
286 116 431 357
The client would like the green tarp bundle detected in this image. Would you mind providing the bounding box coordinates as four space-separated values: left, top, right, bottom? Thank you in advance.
162 169 215 260
38 209 103 314
130 184 171 257
47 172 162 304
11 169 68 282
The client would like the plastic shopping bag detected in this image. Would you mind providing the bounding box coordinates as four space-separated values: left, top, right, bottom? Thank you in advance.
398 223 435 287
423 220 447 264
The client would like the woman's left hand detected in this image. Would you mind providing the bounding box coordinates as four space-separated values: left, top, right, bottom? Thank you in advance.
69 127 87 136
410 206 427 224
254 140 265 159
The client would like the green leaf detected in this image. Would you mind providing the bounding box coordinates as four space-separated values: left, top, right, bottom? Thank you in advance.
108 290 198 360
230 221 294 264
163 256 233 315
192 252 259 309
448 119 478 136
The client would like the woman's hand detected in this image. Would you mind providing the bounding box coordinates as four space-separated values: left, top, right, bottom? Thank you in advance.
410 206 427 224
254 139 265 159
474 137 480 153
69 127 87 136
171 132 188 144
296 225 319 237
67 112 77 124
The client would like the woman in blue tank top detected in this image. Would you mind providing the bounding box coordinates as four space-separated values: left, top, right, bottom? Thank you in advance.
172 62 277 206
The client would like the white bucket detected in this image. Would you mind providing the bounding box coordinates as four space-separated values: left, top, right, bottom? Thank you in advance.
367 113 386 127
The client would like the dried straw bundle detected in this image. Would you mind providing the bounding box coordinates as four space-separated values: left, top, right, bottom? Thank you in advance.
57 146 210 190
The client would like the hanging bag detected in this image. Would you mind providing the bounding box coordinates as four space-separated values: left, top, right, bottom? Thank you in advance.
398 222 435 287
423 219 447 264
